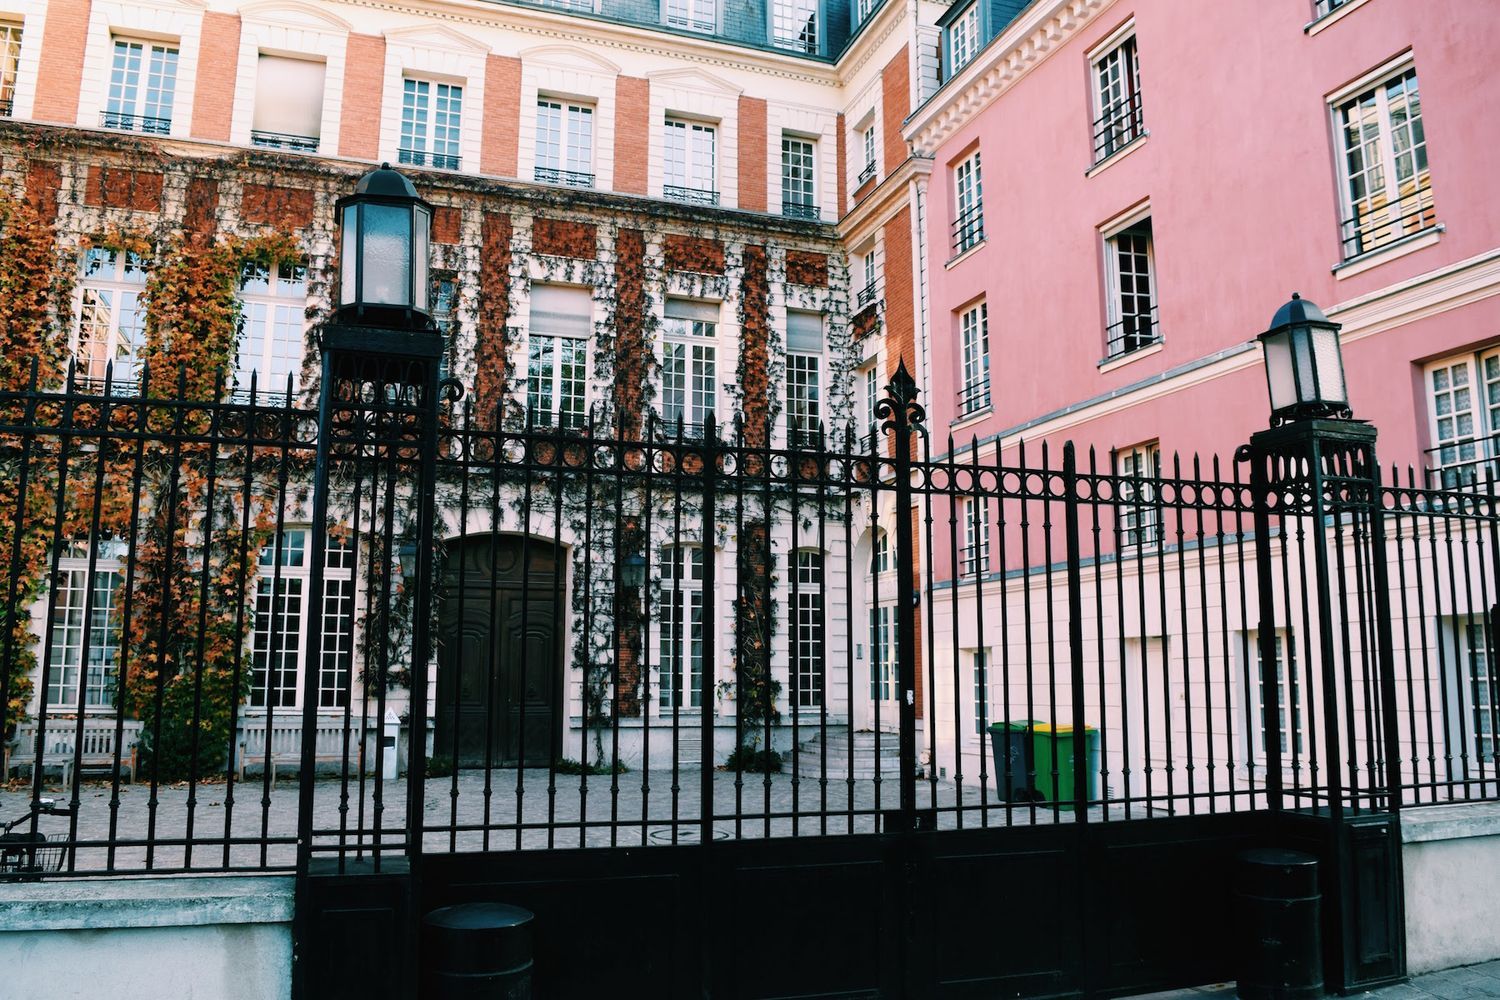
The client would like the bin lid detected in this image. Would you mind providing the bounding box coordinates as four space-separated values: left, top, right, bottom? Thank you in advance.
988 721 1037 732
1235 848 1319 897
1030 724 1098 734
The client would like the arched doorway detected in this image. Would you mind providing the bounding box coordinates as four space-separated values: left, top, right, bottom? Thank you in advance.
435 534 563 767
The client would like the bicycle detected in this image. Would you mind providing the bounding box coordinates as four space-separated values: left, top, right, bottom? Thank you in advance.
1 799 73 877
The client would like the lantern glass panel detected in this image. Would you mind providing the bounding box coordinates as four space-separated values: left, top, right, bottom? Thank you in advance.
340 204 357 307
1291 326 1317 406
361 203 412 308
1263 328 1296 414
414 205 430 311
1312 327 1347 405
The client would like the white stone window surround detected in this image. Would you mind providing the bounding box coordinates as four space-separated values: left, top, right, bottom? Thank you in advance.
518 46 618 192
230 2 350 154
76 0 205 140
767 102 837 220
647 68 739 208
842 74 882 201
1 0 47 121
377 25 487 175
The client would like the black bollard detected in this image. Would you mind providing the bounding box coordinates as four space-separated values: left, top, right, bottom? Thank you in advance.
1234 849 1323 1000
422 902 534 1000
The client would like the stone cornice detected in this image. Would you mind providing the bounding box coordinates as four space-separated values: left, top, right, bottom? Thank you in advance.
832 0 909 87
904 0 1115 155
837 154 931 244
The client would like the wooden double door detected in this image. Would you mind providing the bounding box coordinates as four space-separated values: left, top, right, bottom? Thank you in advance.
435 535 562 767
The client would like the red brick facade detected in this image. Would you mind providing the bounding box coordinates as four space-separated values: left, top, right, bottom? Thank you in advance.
183 177 221 237
613 228 648 439
338 34 386 160
614 77 650 195
835 112 848 218
190 13 241 141
737 96 768 213
881 205 915 378
473 212 514 422
32 0 91 123
24 161 62 221
532 218 597 259
432 206 462 245
785 250 828 287
740 244 771 446
83 166 163 212
481 55 522 177
663 234 725 274
240 183 314 229
881 46 910 175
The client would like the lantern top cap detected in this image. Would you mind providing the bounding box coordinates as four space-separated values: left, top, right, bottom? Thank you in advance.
1266 291 1335 332
350 162 422 200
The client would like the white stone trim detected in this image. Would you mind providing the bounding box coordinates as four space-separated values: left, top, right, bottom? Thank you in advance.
647 69 739 208
767 101 838 221
377 24 488 174
1 0 46 121
78 0 207 139
519 45 619 192
231 4 350 153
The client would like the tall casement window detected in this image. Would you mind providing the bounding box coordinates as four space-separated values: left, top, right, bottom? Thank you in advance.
781 135 818 219
1426 350 1500 488
972 648 990 734
665 0 716 33
856 250 879 310
957 301 990 417
959 496 990 578
75 248 147 389
1115 441 1161 549
664 118 718 205
400 78 463 170
237 262 307 397
251 54 325 152
661 299 718 435
792 550 824 708
1103 216 1159 359
772 0 818 54
952 151 983 255
46 541 126 710
869 605 895 700
659 544 704 710
104 38 178 133
862 363 880 441
1334 66 1433 260
1455 621 1497 765
859 124 878 185
869 527 890 575
0 21 21 117
1091 33 1143 163
250 530 354 710
786 311 824 445
431 274 457 382
527 285 591 430
948 3 980 75
1245 631 1303 761
535 99 594 188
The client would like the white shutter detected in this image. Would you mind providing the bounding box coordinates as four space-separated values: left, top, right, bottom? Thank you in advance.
253 55 326 140
529 285 593 338
665 299 720 323
787 311 823 352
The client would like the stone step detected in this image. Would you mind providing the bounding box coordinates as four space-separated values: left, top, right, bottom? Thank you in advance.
782 731 905 778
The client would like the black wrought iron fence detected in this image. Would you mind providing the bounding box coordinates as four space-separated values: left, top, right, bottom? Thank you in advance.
2 362 1496 879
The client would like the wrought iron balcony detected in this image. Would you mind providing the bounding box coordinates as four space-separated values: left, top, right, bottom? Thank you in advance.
534 166 596 189
857 161 877 186
398 148 460 171
1425 431 1500 490
951 204 985 256
100 111 171 135
251 130 319 153
855 282 878 310
1092 90 1145 164
1340 177 1436 261
956 379 991 419
782 200 820 221
1104 305 1161 360
664 184 720 207
0 97 12 118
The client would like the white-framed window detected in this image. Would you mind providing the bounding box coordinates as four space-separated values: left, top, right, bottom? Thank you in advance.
659 544 704 710
431 273 457 383
772 0 818 53
855 0 878 24
972 648 990 735
1091 33 1143 163
869 527 890 575
855 250 879 311
1116 441 1161 549
960 496 990 578
0 21 21 117
958 301 990 417
527 284 591 430
1457 621 1496 765
1334 65 1433 260
104 38 177 133
664 118 718 205
1426 350 1500 488
665 0 716 33
792 549 824 708
251 54 325 152
75 248 147 390
250 529 354 710
952 151 983 255
661 299 719 434
861 363 880 441
949 3 980 75
859 124 878 185
237 261 307 397
1103 216 1158 359
1244 630 1303 761
535 98 595 188
869 605 895 700
399 77 463 170
45 540 127 710
781 135 818 219
786 311 824 445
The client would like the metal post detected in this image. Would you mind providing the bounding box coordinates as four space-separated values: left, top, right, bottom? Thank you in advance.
1241 442 1285 814
699 415 718 845
1063 444 1089 819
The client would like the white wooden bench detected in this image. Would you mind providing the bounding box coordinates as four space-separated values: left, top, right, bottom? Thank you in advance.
5 718 142 787
235 715 374 783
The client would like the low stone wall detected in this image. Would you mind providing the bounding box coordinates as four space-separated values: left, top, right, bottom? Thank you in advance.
0 875 293 1000
1403 802 1500 974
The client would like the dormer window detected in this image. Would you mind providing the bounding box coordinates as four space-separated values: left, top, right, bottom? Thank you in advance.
949 3 980 75
772 0 818 54
665 0 716 33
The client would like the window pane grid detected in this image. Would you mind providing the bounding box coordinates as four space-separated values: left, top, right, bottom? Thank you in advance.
869 606 895 701
958 302 990 416
793 551 824 708
950 6 979 73
535 100 594 187
76 249 148 391
664 119 718 203
1105 221 1160 359
1117 444 1161 549
0 22 22 114
665 0 716 33
772 0 818 53
787 353 821 444
528 334 588 429
1338 69 1433 259
104 39 176 133
952 153 984 254
659 546 704 710
781 137 817 218
237 262 308 398
1092 37 1143 162
400 79 462 170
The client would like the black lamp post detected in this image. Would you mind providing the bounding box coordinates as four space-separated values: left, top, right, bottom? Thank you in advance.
1257 292 1350 425
335 163 434 331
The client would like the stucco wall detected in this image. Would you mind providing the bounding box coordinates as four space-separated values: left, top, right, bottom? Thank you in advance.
0 876 293 1000
1402 803 1500 975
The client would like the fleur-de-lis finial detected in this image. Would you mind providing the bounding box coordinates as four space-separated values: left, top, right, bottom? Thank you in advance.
875 358 926 439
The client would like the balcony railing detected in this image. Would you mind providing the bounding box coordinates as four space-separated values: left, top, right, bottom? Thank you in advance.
1104 305 1161 360
1425 432 1500 490
398 148 460 171
534 166 596 189
855 282 878 310
664 184 720 207
951 203 984 256
1313 0 1353 17
251 130 319 153
665 12 715 32
100 111 171 135
782 200 820 221
1092 90 1144 164
956 379 991 419
857 161 877 186
1340 177 1436 261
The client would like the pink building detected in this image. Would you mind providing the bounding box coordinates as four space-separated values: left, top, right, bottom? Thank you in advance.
909 0 1500 514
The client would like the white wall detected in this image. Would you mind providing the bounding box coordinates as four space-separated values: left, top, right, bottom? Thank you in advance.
1403 803 1500 974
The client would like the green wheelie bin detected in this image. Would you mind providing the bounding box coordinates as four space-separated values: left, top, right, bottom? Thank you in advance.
1029 723 1099 808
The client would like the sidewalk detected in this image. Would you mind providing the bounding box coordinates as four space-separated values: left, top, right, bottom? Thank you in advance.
1139 961 1500 1000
